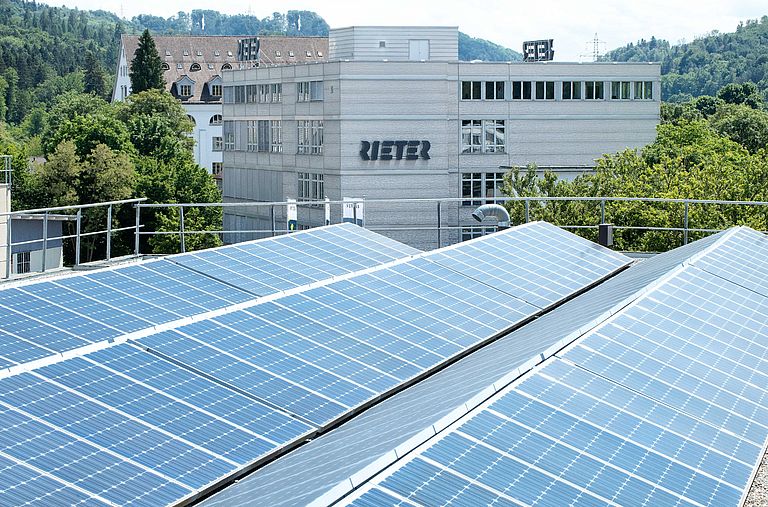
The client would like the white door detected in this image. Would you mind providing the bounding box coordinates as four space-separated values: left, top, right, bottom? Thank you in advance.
409 40 430 60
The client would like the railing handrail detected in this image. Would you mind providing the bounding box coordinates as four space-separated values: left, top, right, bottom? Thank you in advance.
1 198 148 217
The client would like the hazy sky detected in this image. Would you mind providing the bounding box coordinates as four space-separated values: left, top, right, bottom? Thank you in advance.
59 0 765 61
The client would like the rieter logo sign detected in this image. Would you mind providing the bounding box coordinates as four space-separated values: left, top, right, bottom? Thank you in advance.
360 141 431 161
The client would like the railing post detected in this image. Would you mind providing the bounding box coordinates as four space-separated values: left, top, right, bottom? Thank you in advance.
270 205 275 237
524 199 530 223
684 200 689 245
41 211 48 273
133 205 140 257
437 201 442 249
106 204 112 262
75 209 82 266
5 212 12 278
179 206 186 253
600 199 606 224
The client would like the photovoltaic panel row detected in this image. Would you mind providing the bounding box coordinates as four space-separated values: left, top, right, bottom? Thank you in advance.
343 262 768 506
168 223 421 296
0 343 314 507
425 221 629 308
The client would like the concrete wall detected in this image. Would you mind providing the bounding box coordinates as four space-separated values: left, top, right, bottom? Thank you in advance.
329 26 458 61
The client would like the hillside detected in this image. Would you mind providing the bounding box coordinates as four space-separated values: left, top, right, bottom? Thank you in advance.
603 16 768 101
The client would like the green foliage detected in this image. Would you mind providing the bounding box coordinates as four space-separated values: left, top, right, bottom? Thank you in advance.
83 50 108 99
48 110 134 159
717 82 763 108
604 17 768 102
129 29 164 93
709 104 768 153
459 32 522 61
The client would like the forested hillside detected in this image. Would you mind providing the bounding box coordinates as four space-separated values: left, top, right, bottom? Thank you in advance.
604 16 768 101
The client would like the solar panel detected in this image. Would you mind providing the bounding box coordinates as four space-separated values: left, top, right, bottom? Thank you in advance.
341 260 768 507
692 227 768 297
169 223 421 296
426 222 629 308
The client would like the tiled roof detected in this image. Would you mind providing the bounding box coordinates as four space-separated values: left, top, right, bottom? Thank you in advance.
121 35 329 103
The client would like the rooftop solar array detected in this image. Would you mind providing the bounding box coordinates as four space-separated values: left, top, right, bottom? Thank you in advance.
0 222 632 506
340 227 768 507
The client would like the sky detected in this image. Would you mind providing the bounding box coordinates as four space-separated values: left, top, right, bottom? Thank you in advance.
57 0 766 61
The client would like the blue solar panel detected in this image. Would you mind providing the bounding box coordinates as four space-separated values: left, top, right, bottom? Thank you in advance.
426 221 629 308
693 227 768 297
169 223 420 296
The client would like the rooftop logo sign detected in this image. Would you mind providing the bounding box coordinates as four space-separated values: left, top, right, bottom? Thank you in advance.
360 141 431 161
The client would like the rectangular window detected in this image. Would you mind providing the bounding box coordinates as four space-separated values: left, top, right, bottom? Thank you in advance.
512 81 532 100
611 81 631 100
222 121 235 151
212 136 223 151
297 80 323 102
211 162 223 176
246 121 258 151
223 86 234 103
270 120 283 152
562 81 582 100
462 172 505 206
297 120 323 154
179 84 192 97
259 84 269 103
234 85 246 103
461 81 482 100
461 227 494 242
246 84 258 103
16 251 30 274
585 81 604 100
271 83 282 102
211 84 222 97
298 172 324 201
535 81 555 100
485 81 505 100
634 81 653 100
462 119 505 153
257 120 270 152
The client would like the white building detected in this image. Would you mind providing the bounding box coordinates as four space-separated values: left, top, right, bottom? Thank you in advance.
221 26 660 248
112 35 328 185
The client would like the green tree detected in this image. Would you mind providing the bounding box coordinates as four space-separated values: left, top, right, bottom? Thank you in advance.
83 50 108 99
709 104 768 154
42 91 109 154
129 29 164 93
717 82 763 109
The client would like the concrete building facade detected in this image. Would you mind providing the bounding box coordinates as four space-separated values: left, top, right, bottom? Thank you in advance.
222 27 660 248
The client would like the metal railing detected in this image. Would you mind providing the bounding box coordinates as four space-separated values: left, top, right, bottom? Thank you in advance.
2 195 766 279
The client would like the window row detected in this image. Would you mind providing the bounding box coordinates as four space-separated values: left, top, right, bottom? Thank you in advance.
224 80 323 104
462 172 505 206
461 120 505 154
298 172 324 201
461 80 654 101
221 120 321 154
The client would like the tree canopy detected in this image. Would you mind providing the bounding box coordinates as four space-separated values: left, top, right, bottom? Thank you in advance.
129 29 164 94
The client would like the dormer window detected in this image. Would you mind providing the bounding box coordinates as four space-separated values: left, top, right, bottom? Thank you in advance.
214 50 220 57
180 84 192 96
183 50 189 56
207 63 214 70
227 51 233 57
196 50 202 56
288 51 295 57
165 50 171 56
190 63 201 72
161 62 170 71
221 63 232 71
275 50 281 57
317 51 323 57
306 51 312 57
176 63 183 69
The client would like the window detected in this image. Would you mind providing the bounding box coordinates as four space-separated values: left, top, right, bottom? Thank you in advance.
16 251 30 274
190 63 201 71
183 50 189 56
223 86 234 103
161 62 170 71
209 114 222 125
259 83 269 103
186 114 196 126
165 50 171 56
222 63 232 71
297 120 323 154
196 50 203 56
379 41 386 48
246 121 259 152
306 51 312 57
462 172 505 206
298 172 324 201
227 51 233 57
214 50 220 57
535 81 555 100
234 85 246 103
210 83 222 97
271 83 282 102
317 51 323 57
179 84 192 97
275 50 281 57
462 120 505 153
512 81 532 100
486 81 505 100
297 81 323 102
585 81 604 100
611 81 631 100
246 84 258 103
288 51 295 57
461 81 482 100
634 81 653 100
562 81 582 100
211 162 223 176
212 136 223 151
223 121 235 150
176 63 183 70
270 120 283 152
461 227 495 242
208 63 214 70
